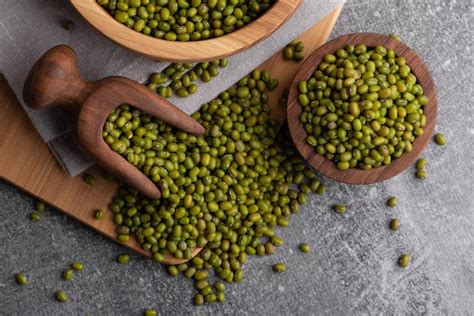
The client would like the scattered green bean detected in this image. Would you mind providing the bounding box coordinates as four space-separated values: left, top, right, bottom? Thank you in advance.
415 169 428 180
272 263 286 273
35 201 45 212
94 209 105 220
71 262 84 271
334 204 346 214
29 211 42 222
389 218 400 231
15 272 28 286
389 34 401 41
55 290 69 302
144 309 157 316
117 254 130 265
398 254 410 268
83 173 96 186
62 268 74 281
434 132 446 145
387 196 398 208
299 243 311 253
415 158 426 170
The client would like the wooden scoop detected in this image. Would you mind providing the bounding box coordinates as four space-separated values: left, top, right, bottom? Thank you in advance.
23 45 205 199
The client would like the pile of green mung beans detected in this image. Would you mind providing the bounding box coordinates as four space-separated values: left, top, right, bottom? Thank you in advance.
298 43 428 170
103 69 326 305
146 58 228 98
283 40 304 62
97 0 275 41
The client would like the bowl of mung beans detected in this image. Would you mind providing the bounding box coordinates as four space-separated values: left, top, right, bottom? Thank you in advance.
70 0 302 62
287 33 437 184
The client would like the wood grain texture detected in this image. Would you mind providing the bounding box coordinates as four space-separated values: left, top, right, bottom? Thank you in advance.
0 8 341 261
287 32 437 184
70 0 302 62
23 45 205 200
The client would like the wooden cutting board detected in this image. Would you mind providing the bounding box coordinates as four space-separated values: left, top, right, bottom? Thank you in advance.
0 7 342 258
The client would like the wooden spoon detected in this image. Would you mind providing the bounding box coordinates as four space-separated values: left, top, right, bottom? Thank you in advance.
287 33 437 184
23 45 205 199
23 45 205 264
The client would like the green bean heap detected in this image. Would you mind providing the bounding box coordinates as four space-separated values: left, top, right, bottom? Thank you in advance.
283 40 304 62
97 0 275 41
298 44 428 170
147 58 228 98
103 69 325 304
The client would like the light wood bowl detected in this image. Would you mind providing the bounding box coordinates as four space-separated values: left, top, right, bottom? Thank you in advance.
287 33 437 184
70 0 302 62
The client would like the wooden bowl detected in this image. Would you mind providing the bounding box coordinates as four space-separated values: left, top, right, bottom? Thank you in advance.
70 0 302 62
287 33 437 184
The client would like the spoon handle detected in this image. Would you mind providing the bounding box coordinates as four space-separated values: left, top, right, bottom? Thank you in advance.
23 45 92 111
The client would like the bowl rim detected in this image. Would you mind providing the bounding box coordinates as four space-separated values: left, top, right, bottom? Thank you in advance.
287 32 438 184
70 0 302 62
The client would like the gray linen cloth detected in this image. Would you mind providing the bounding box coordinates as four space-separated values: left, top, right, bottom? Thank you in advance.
0 0 344 176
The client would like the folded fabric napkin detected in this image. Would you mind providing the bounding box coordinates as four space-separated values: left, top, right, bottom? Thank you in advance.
0 0 344 176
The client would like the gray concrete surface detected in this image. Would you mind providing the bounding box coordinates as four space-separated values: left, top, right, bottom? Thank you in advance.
1 0 473 314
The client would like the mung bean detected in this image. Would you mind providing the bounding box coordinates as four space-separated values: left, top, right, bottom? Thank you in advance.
299 243 311 253
387 197 398 208
15 272 28 286
434 133 446 145
389 218 400 231
83 173 96 186
398 254 410 268
334 204 346 214
55 290 69 302
272 263 286 273
117 254 130 265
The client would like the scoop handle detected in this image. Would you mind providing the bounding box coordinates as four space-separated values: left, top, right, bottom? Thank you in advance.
23 45 92 111
22 45 204 136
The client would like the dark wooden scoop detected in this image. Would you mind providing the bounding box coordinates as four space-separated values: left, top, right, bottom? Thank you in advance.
23 45 205 199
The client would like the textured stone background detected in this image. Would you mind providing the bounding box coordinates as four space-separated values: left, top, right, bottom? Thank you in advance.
0 0 472 315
